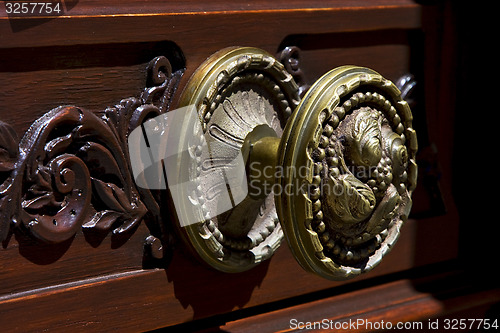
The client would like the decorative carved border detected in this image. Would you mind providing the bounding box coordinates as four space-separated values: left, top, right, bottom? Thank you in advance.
277 46 310 98
0 56 183 257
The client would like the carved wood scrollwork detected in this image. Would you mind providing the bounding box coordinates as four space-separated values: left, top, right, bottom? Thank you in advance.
277 46 310 98
0 56 184 249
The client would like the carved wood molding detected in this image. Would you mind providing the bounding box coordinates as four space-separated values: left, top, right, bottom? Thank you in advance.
0 56 184 252
277 46 310 98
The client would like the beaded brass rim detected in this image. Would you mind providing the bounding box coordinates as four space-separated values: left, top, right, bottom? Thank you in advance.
176 47 299 273
276 66 417 280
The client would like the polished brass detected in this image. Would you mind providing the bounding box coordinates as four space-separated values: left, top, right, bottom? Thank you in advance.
176 47 299 273
176 47 417 279
241 125 280 200
276 66 417 280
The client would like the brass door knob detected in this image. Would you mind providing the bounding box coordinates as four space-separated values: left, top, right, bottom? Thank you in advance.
272 66 418 280
171 47 417 279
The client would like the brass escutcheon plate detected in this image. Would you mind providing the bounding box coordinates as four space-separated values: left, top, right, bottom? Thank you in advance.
175 47 300 272
276 66 418 280
174 47 417 279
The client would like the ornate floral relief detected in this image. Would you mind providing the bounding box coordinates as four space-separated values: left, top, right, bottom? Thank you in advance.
277 46 310 97
307 88 417 271
175 47 300 273
0 56 184 246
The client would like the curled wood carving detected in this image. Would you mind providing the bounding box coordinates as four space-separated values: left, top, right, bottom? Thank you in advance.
278 46 310 98
0 56 183 245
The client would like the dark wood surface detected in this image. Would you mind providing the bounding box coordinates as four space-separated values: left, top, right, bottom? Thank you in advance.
221 269 500 333
0 1 486 331
0 217 460 332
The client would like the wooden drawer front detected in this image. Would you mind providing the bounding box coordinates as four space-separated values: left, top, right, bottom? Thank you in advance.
0 1 460 331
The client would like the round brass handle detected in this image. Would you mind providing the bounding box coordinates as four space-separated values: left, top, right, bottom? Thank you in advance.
175 47 417 279
274 66 417 279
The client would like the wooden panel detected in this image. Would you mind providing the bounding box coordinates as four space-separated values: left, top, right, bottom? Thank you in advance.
0 217 459 331
0 1 465 331
0 223 150 296
221 271 500 333
0 41 184 134
279 29 415 85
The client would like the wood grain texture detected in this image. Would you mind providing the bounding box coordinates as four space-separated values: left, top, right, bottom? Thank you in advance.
1 0 420 17
0 217 459 331
0 3 422 48
0 4 422 133
0 223 150 297
221 271 500 333
0 0 467 331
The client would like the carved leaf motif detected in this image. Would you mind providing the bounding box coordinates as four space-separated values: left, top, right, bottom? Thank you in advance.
22 192 57 210
0 121 20 240
351 108 382 167
92 178 130 213
89 177 147 233
83 210 122 231
22 166 58 212
0 106 149 243
0 54 183 245
325 173 375 225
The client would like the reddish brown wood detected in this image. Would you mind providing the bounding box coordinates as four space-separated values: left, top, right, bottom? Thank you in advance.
222 272 500 333
0 217 459 331
0 0 468 331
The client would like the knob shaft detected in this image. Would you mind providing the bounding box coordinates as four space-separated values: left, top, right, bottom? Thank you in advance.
174 47 417 279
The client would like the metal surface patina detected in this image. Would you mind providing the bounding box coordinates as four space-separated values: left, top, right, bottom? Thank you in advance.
177 47 417 279
176 47 300 272
275 66 418 280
